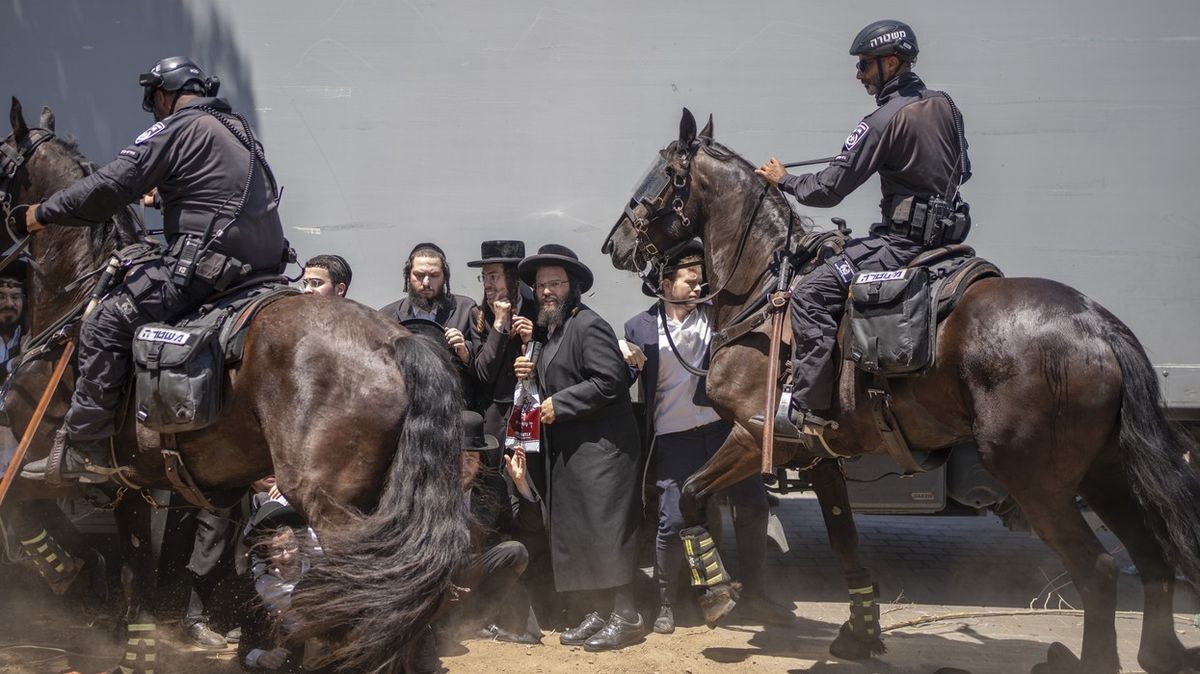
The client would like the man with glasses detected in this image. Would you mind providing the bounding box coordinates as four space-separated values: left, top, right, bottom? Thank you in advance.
753 19 972 438
300 254 352 298
512 245 644 651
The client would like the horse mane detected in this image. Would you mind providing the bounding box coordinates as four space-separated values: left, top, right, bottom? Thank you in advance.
52 134 141 258
694 137 814 250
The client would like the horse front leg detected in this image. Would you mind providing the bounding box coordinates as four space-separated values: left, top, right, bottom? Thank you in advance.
114 493 160 674
679 423 761 627
808 458 886 660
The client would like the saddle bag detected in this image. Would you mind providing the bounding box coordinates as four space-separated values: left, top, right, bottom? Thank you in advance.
846 267 934 376
132 323 226 433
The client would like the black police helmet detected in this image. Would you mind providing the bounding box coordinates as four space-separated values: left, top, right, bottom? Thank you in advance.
138 56 220 112
849 20 918 62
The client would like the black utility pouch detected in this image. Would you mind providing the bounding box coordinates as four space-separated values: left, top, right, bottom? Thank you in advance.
132 323 225 433
845 267 934 376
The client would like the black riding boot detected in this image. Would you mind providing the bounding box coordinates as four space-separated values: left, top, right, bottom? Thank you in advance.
20 427 111 485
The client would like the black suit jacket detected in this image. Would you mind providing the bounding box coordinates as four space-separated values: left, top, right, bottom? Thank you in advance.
379 293 480 401
623 303 712 445
471 288 539 408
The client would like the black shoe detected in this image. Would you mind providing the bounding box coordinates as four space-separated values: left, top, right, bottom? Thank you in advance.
183 620 227 649
223 626 241 644
652 605 675 635
736 593 797 627
583 613 645 652
20 429 110 485
559 612 606 646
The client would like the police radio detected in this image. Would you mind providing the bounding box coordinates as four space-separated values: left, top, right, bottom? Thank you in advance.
171 235 203 287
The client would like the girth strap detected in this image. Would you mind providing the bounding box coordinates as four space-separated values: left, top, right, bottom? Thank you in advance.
161 440 218 512
866 375 925 474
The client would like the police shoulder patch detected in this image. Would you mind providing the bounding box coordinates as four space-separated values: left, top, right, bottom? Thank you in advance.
135 121 167 145
843 121 870 151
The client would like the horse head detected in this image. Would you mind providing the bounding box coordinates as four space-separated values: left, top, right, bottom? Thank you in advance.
602 108 714 276
602 108 801 309
2 97 139 332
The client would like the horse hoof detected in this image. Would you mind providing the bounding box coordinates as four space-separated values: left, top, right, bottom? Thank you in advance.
828 621 885 661
700 583 741 628
1029 642 1086 674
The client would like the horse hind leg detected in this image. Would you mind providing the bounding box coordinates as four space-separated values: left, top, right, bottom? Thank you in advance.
808 458 885 660
1081 457 1200 674
987 471 1120 674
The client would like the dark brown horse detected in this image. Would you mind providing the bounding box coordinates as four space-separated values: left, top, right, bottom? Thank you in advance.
1 97 469 674
603 109 1200 674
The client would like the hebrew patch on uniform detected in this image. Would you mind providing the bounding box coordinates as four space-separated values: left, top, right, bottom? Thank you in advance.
136 327 191 345
844 121 870 150
856 269 909 284
135 122 166 145
119 148 142 161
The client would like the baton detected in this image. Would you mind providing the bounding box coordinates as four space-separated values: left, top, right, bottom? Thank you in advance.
0 256 121 506
782 156 839 169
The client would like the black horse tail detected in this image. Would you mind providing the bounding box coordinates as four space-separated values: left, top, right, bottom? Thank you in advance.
1106 317 1200 587
289 334 469 674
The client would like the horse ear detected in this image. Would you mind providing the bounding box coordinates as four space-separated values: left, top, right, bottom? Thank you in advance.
10 97 29 140
679 108 697 146
39 106 55 133
699 114 714 140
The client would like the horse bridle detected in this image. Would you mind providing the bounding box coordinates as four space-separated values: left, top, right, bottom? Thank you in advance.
0 127 56 232
603 138 777 309
602 140 703 272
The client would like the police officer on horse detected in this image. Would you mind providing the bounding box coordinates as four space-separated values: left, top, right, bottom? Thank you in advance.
21 56 286 484
754 20 972 437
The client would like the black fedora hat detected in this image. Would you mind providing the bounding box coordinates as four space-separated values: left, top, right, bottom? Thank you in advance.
641 238 705 297
518 244 594 293
468 240 526 268
400 317 447 344
0 256 30 285
460 410 499 452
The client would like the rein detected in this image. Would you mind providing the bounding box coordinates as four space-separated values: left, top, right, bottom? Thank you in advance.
657 303 710 378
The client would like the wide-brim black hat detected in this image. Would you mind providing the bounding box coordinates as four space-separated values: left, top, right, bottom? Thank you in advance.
518 244 594 293
248 499 307 533
640 238 705 297
460 410 500 452
400 317 447 344
468 240 526 268
0 256 30 284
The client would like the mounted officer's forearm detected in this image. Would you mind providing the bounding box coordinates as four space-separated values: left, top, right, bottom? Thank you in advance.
37 159 147 227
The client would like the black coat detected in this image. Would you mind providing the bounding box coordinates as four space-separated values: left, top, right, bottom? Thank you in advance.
534 305 641 592
379 293 479 401
470 290 539 434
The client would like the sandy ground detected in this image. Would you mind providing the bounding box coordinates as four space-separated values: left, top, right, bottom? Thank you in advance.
2 576 1199 674
5 493 1200 673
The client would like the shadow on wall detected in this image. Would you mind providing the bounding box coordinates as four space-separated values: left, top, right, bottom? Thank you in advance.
2 0 257 163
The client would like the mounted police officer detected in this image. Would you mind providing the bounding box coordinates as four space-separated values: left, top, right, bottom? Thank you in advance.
753 20 971 438
21 56 286 484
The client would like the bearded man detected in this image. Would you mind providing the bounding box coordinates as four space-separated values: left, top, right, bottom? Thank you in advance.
512 245 643 651
380 242 479 399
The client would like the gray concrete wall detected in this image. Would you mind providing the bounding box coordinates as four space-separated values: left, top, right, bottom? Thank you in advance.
4 1 1197 395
